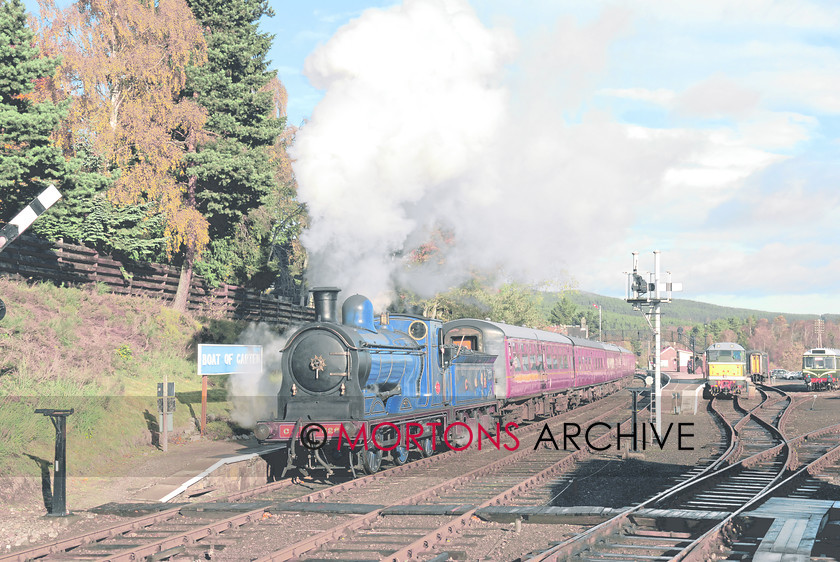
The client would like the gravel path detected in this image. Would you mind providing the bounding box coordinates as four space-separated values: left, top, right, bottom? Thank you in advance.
0 437 252 552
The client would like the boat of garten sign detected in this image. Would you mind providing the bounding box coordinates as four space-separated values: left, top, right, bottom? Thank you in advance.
197 344 263 434
198 344 263 375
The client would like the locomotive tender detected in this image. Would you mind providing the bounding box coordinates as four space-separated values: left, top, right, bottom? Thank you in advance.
255 288 635 476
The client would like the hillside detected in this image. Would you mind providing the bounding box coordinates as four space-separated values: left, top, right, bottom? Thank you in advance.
0 278 254 504
542 290 833 330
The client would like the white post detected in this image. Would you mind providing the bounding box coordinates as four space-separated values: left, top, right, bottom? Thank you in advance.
599 306 602 342
162 373 168 453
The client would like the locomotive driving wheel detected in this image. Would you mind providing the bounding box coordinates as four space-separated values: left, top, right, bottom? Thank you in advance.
359 448 382 474
392 445 409 465
419 437 434 457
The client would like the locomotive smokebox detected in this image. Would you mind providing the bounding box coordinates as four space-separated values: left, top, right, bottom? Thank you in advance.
311 287 340 323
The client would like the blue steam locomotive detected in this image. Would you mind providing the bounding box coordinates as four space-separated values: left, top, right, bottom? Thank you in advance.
255 288 634 476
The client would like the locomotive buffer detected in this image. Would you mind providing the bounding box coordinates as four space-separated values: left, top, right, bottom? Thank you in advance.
625 250 682 435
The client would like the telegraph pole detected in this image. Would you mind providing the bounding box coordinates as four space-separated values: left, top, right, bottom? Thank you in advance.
815 317 824 348
625 251 682 434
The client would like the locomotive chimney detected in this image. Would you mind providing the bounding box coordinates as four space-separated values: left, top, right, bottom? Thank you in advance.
311 287 340 323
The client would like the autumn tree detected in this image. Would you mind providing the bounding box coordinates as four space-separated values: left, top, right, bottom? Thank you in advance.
38 0 209 308
0 0 66 221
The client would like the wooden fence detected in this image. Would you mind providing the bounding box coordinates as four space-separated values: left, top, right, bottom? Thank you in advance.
0 235 314 326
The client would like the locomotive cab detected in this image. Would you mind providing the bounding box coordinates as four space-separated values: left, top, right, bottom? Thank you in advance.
802 348 840 391
704 342 751 398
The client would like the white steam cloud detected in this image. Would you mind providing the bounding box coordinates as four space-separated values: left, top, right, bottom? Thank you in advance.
227 323 299 428
292 0 690 307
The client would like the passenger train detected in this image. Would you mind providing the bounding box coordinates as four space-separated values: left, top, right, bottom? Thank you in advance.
802 348 840 391
746 350 769 383
254 288 636 476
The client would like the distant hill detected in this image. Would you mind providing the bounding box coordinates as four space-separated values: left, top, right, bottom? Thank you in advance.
540 290 835 332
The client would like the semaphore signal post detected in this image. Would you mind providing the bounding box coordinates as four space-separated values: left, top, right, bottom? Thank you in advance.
625 250 682 435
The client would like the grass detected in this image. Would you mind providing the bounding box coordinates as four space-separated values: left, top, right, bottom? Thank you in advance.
0 278 257 500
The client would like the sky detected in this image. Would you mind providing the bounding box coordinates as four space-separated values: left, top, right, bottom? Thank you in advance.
23 0 840 316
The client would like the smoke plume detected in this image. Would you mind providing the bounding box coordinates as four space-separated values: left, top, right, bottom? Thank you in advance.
292 0 689 307
227 323 299 428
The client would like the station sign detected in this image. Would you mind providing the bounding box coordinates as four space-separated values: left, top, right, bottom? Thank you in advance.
197 344 263 375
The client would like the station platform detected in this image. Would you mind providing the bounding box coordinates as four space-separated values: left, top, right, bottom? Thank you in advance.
745 497 840 561
658 373 705 415
127 438 284 503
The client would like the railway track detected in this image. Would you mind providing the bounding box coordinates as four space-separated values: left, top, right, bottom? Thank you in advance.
2 386 634 561
15 382 834 561
522 384 798 561
676 420 840 560
221 393 649 561
520 385 840 561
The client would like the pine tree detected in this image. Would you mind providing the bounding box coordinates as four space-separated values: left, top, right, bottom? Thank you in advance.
549 296 580 325
33 140 167 262
0 0 66 221
183 0 285 284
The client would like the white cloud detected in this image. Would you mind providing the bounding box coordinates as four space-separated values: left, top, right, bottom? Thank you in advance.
765 69 840 114
597 87 675 106
285 0 840 316
627 0 840 28
738 111 817 151
674 75 761 118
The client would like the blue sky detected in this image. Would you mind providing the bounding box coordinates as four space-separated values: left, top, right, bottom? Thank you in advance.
24 0 840 315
